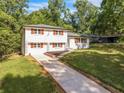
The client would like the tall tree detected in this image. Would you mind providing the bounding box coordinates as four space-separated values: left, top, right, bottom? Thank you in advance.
95 0 124 35
0 10 17 31
74 0 97 34
0 0 28 32
0 0 28 58
63 8 79 31
27 8 53 25
48 0 65 26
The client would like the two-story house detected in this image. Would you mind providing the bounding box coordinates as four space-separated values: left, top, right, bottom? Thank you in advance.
22 24 89 55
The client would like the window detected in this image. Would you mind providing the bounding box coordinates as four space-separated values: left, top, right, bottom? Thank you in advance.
59 31 64 35
31 28 35 34
30 43 44 48
38 43 41 48
81 39 87 43
40 29 44 35
38 29 41 34
31 28 44 35
34 43 36 48
53 31 64 35
53 30 57 35
52 43 64 48
75 38 80 43
34 30 37 34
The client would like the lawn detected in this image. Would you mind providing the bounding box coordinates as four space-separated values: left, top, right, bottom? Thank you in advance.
60 44 124 92
0 55 59 93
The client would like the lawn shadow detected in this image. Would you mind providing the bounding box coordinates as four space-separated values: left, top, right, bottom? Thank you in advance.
0 74 58 93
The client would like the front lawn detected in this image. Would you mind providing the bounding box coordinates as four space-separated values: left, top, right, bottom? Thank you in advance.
0 55 59 93
60 44 124 92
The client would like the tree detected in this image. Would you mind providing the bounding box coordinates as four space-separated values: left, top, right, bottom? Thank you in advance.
0 0 28 59
48 0 65 26
0 0 28 32
0 10 17 31
95 0 124 35
63 8 79 31
27 8 53 25
74 0 98 34
0 28 21 59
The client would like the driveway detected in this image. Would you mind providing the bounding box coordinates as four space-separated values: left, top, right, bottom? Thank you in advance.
32 54 111 93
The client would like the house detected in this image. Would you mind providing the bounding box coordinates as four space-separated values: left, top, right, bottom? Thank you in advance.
22 24 89 55
68 32 90 49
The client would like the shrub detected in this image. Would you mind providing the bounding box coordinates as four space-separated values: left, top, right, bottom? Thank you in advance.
0 28 21 59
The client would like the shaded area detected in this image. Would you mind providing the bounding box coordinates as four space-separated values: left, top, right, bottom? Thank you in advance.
0 74 58 93
60 44 124 92
0 55 58 93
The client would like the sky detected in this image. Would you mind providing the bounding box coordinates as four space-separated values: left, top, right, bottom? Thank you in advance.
28 0 102 13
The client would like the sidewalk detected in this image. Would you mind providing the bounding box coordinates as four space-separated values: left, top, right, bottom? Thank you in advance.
33 54 111 93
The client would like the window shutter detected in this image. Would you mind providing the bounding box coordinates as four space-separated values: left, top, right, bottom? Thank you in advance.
40 43 43 48
40 29 44 35
31 43 34 48
53 31 56 35
52 43 55 48
31 29 35 34
61 31 64 35
60 43 62 47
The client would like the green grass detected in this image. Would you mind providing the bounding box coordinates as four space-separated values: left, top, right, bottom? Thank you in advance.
0 55 59 93
60 44 124 92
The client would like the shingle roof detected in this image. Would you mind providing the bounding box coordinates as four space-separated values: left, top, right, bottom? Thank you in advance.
24 24 69 30
68 32 81 37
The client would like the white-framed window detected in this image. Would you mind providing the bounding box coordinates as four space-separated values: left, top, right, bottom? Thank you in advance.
31 28 44 35
51 43 64 48
29 43 44 48
53 30 64 35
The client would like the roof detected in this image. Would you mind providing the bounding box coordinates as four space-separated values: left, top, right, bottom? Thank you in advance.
68 32 90 38
68 32 81 37
24 24 70 30
88 35 121 38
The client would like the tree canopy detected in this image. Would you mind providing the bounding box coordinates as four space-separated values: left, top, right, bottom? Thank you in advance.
74 0 98 34
48 0 66 26
94 0 124 35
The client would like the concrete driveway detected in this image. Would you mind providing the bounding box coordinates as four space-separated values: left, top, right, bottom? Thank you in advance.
32 54 111 93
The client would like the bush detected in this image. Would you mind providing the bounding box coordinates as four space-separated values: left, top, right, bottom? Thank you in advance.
0 29 21 59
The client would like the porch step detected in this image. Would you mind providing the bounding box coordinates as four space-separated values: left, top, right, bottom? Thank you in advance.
44 52 56 58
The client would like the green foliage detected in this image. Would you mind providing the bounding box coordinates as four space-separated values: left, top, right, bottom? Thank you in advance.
94 0 124 35
74 0 98 34
27 8 53 25
0 0 28 20
0 0 28 32
0 10 18 31
48 0 65 26
0 0 28 58
0 28 21 59
27 7 72 29
118 36 124 43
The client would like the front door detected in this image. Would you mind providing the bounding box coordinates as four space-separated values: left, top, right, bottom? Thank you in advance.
69 39 77 49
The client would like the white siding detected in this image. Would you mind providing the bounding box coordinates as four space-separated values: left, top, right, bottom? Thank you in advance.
24 28 68 55
69 38 89 49
69 38 78 49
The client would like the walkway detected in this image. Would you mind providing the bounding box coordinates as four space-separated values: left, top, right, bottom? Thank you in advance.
33 54 111 93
